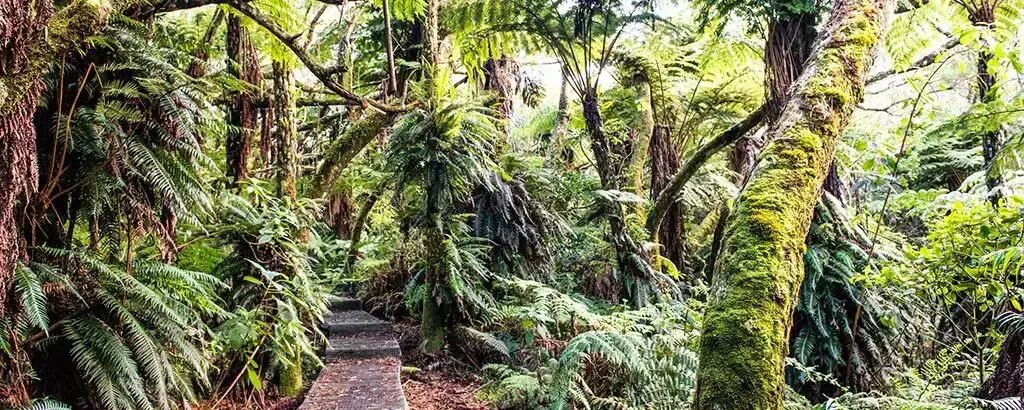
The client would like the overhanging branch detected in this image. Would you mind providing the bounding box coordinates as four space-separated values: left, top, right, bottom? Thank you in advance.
229 0 410 113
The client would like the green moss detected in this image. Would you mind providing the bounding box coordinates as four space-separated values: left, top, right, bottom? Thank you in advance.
420 294 447 353
692 0 890 408
277 350 304 397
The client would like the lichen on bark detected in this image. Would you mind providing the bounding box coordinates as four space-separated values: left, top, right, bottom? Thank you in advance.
692 0 895 408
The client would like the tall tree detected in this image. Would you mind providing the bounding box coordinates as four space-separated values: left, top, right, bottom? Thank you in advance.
226 15 261 184
692 0 895 408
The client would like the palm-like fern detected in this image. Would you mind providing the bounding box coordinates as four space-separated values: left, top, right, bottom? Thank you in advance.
476 279 699 409
383 68 503 348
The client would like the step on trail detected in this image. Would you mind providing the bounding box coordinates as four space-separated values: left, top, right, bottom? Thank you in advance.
298 297 407 410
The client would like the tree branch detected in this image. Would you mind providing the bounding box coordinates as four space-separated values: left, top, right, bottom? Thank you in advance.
229 0 410 113
645 105 765 239
866 37 959 85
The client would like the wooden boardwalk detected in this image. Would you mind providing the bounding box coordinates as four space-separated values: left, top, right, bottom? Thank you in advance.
298 298 407 410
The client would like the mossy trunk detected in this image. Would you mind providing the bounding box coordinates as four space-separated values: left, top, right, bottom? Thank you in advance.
423 0 441 67
272 61 298 199
420 287 447 353
277 349 303 397
693 0 895 408
0 0 111 319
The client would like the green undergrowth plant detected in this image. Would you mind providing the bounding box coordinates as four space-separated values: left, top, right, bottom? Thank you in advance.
472 279 700 409
210 180 329 397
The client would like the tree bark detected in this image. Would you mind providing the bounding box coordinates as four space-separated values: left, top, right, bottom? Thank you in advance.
226 15 260 184
424 0 441 67
967 7 1003 201
730 15 818 182
646 106 765 239
482 56 519 138
649 125 686 270
692 0 895 407
273 61 298 199
0 0 112 318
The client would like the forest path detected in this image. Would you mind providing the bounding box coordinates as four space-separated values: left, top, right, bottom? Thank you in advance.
298 297 408 410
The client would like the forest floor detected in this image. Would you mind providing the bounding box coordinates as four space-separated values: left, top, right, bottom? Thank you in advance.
393 322 490 410
403 369 488 410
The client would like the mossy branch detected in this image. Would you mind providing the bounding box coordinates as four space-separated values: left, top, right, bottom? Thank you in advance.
313 112 396 194
645 105 765 240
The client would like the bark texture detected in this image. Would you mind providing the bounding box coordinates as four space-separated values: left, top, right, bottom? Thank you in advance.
731 14 817 181
226 15 261 184
965 6 1003 200
482 56 519 136
273 61 298 199
649 126 686 270
0 0 111 318
692 0 895 407
646 106 765 239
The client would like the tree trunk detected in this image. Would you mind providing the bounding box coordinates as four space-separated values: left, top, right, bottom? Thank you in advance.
482 56 519 138
979 332 1024 399
649 125 686 270
273 61 298 199
382 0 398 94
693 0 895 407
226 15 260 184
582 89 650 303
0 0 112 319
731 15 818 182
968 7 1003 201
424 0 441 67
628 80 655 196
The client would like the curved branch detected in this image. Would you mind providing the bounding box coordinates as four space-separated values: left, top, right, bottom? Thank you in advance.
866 37 958 85
229 0 410 113
645 105 765 239
313 112 397 193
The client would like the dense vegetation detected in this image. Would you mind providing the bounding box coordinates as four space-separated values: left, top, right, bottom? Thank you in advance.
3 0 1024 409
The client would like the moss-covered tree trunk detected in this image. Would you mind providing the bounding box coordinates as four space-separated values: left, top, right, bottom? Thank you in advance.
693 0 895 408
272 61 298 200
424 0 441 67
